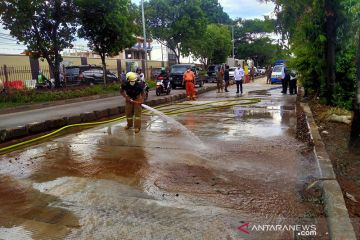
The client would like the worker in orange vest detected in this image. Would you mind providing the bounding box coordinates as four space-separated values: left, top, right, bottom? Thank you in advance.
182 66 196 100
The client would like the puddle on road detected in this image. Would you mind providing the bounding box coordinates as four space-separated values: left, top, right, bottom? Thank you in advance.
0 176 79 239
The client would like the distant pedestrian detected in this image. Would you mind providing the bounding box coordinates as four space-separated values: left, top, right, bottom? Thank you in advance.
244 64 249 83
0 77 4 92
120 70 126 83
289 71 297 95
182 66 196 100
224 65 230 92
250 67 255 82
266 66 272 84
282 68 290 94
234 65 245 94
136 68 145 82
216 66 224 93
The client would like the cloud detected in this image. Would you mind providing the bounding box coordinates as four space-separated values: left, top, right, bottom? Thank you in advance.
219 0 275 19
132 0 275 20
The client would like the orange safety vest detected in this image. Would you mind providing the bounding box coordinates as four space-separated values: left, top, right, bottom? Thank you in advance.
183 71 195 82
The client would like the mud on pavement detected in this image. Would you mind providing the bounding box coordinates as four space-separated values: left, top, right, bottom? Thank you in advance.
0 85 329 239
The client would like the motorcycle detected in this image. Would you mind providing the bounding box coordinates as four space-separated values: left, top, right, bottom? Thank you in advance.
155 76 171 96
36 79 53 90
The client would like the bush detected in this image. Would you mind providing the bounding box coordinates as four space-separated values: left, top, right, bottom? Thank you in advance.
0 83 121 109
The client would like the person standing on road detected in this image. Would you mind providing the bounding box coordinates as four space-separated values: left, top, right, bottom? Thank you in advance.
120 72 144 133
0 77 4 92
224 65 230 92
216 66 224 93
250 67 255 82
282 68 290 94
266 65 272 84
289 71 297 95
182 67 196 100
234 65 245 94
279 66 286 94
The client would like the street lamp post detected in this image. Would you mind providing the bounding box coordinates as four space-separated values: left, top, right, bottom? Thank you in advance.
141 0 147 78
232 25 235 59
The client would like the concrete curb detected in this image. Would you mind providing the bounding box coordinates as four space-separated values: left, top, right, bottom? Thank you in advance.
0 85 217 143
301 102 356 240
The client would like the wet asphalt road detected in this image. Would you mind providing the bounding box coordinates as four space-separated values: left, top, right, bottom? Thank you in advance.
0 87 200 130
0 78 328 239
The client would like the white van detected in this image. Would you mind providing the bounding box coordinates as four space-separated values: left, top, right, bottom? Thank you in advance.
271 64 285 84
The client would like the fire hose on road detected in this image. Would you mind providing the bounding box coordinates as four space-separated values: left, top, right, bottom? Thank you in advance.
0 98 260 153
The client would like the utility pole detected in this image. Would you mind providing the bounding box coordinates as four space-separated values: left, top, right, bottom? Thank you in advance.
141 0 147 78
232 25 235 58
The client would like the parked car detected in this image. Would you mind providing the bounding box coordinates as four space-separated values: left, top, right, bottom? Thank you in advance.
258 68 266 75
229 67 236 80
169 64 204 89
64 65 118 86
270 64 285 84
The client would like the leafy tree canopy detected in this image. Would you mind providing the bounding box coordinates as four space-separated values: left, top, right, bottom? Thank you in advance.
191 24 232 66
199 0 232 24
145 0 207 63
233 17 284 66
0 0 77 87
76 0 137 82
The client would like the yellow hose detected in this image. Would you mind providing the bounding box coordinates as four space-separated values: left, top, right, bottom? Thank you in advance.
0 98 260 153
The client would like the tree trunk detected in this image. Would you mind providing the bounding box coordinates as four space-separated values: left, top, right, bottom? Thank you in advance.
350 29 360 149
101 53 107 86
54 51 61 88
324 0 336 105
45 56 55 88
175 48 180 64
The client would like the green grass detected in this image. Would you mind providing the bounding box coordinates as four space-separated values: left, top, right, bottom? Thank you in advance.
0 83 121 109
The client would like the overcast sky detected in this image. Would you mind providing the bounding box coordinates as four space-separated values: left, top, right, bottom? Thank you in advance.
0 0 275 54
131 0 275 19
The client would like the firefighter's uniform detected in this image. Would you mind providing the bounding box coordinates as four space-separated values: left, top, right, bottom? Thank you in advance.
120 72 144 133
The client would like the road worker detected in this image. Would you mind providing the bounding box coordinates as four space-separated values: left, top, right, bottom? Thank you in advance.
182 66 196 100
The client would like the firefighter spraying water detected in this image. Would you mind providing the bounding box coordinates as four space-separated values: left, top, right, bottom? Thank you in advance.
120 72 145 133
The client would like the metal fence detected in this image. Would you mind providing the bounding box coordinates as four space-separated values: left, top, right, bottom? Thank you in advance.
0 64 158 90
0 65 52 88
1 65 52 80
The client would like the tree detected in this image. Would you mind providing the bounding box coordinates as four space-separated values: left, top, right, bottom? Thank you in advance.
324 0 339 104
76 0 137 84
350 5 360 147
351 27 360 148
0 0 77 88
145 0 207 63
199 0 232 24
233 17 283 66
236 38 285 66
191 24 232 67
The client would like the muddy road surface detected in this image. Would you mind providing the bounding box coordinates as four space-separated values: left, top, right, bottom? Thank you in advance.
0 80 328 239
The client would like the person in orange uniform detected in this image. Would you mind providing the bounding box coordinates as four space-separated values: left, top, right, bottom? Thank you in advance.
182 66 196 100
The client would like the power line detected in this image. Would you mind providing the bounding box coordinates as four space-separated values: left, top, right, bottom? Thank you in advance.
0 42 25 46
0 36 17 42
